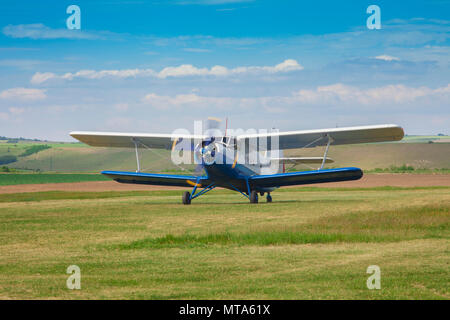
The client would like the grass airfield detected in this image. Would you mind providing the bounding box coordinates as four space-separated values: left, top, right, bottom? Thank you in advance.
0 186 448 299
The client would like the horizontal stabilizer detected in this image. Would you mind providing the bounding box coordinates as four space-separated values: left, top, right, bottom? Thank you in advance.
274 157 334 164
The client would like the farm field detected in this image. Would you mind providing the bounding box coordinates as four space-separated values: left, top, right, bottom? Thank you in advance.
0 173 109 186
0 186 448 299
1 138 449 173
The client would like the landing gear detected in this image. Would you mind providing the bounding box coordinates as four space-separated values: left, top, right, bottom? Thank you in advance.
249 191 271 203
182 191 191 205
250 190 258 204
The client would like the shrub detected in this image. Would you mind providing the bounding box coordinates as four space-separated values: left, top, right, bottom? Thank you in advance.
19 144 51 157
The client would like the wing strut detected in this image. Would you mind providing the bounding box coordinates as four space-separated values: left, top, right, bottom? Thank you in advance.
132 138 141 173
130 137 192 173
319 134 334 170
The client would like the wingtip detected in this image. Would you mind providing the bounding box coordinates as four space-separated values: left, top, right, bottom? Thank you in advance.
395 125 405 141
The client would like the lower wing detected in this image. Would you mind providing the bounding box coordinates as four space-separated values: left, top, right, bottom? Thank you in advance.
101 171 210 187
249 167 363 188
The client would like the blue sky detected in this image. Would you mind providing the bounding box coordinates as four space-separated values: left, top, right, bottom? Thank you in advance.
0 0 449 140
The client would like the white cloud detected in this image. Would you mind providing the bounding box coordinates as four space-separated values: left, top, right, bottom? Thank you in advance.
434 83 450 94
30 59 303 84
142 93 222 109
0 88 47 101
2 24 100 40
31 72 56 85
8 107 25 115
293 83 450 105
183 48 212 53
266 59 304 73
114 103 129 112
0 112 9 121
142 92 266 110
375 55 400 61
0 59 42 69
141 83 450 110
63 69 156 80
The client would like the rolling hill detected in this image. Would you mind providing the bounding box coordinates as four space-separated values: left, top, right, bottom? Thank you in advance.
1 136 449 173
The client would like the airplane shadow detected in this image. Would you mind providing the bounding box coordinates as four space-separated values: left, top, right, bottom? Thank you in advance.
139 198 360 206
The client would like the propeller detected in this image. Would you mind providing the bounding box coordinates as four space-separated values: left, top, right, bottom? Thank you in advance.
194 117 224 174
171 117 227 175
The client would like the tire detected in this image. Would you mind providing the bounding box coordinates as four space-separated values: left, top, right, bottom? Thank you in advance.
250 190 258 204
266 193 272 203
182 191 191 205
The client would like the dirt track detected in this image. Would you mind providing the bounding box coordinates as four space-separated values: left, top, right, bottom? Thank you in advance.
0 174 448 194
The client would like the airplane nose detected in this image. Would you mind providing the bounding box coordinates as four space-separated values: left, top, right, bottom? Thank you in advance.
201 143 218 165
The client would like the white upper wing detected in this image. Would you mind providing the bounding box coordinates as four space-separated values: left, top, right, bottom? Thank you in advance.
71 124 404 150
70 131 205 149
236 124 404 150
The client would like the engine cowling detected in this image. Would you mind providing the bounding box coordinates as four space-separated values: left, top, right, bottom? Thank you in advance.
195 141 222 165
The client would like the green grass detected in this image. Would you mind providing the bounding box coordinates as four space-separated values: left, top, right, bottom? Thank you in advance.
0 186 448 299
18 144 51 157
366 165 450 174
0 173 109 186
0 141 51 157
401 135 449 143
7 144 192 173
0 190 158 203
118 205 448 249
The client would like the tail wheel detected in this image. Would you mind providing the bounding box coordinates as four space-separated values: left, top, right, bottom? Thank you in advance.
182 191 191 205
266 193 272 203
250 190 258 204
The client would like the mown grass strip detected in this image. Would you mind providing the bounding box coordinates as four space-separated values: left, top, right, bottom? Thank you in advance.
0 190 183 203
115 205 449 249
118 232 394 249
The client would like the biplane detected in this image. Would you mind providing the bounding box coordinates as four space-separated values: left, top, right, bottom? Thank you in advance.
70 122 404 204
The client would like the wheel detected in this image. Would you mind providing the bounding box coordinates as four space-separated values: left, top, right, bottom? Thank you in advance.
182 191 191 205
266 193 272 203
250 190 258 204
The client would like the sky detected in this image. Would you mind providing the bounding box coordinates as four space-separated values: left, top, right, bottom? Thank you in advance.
0 0 449 141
